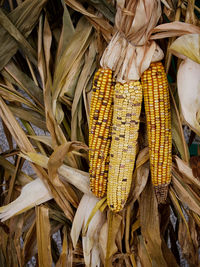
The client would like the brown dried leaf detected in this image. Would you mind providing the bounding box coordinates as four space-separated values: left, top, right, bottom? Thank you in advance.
36 205 52 266
131 147 149 203
0 156 32 186
65 0 112 42
105 211 122 264
21 152 90 194
137 235 152 267
13 214 24 267
161 237 179 267
47 143 77 221
139 181 167 267
0 0 47 70
150 21 200 39
71 38 96 141
22 218 36 265
178 218 198 266
56 226 68 267
171 173 200 215
175 156 200 189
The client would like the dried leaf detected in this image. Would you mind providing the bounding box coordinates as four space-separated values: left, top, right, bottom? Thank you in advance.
36 205 52 266
13 214 24 267
0 8 37 66
71 39 96 141
0 0 47 70
170 87 189 162
9 106 46 130
172 173 200 215
139 181 167 267
0 156 32 186
175 156 200 189
55 1 75 64
2 61 43 107
56 226 68 267
178 218 198 266
105 211 122 263
150 21 200 40
22 218 37 265
71 195 90 248
176 58 200 136
65 0 112 42
0 178 52 221
137 235 152 267
170 34 200 63
131 147 149 203
21 152 90 194
52 17 92 123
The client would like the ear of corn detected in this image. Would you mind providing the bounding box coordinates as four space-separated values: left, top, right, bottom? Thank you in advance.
141 61 172 203
107 81 143 212
89 68 115 198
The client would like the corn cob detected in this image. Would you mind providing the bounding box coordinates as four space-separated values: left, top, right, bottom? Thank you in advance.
89 68 115 198
107 81 143 212
141 61 172 203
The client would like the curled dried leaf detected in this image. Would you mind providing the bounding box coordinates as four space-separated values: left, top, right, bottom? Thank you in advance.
170 34 200 63
0 179 52 222
176 58 200 136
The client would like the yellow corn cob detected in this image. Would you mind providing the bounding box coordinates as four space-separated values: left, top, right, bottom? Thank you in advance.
89 68 115 198
107 81 143 212
141 61 172 203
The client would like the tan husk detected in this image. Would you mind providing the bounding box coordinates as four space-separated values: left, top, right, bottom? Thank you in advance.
101 0 200 83
169 34 200 63
100 0 163 82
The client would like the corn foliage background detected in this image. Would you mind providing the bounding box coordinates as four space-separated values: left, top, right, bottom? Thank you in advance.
0 0 199 266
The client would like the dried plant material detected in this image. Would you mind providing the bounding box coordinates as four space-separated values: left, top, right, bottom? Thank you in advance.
171 91 190 163
38 15 68 149
176 58 200 136
22 218 37 265
137 235 152 267
175 156 200 188
172 174 200 216
21 152 90 194
131 147 149 203
0 0 47 70
71 39 96 141
178 218 198 266
9 106 46 131
150 21 200 39
71 194 105 266
139 181 167 267
169 34 200 136
2 61 44 107
0 8 37 65
56 226 68 266
105 211 122 265
28 135 52 148
170 34 200 63
52 17 93 124
65 0 113 42
0 178 52 222
169 188 190 237
101 0 164 82
190 156 200 179
36 206 52 266
0 156 32 186
0 85 41 114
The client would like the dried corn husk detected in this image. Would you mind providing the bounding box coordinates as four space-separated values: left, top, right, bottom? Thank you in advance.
0 178 52 221
170 34 200 136
100 0 200 83
71 194 106 267
100 0 163 82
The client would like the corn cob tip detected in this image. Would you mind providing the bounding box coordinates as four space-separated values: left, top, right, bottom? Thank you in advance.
154 184 169 204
